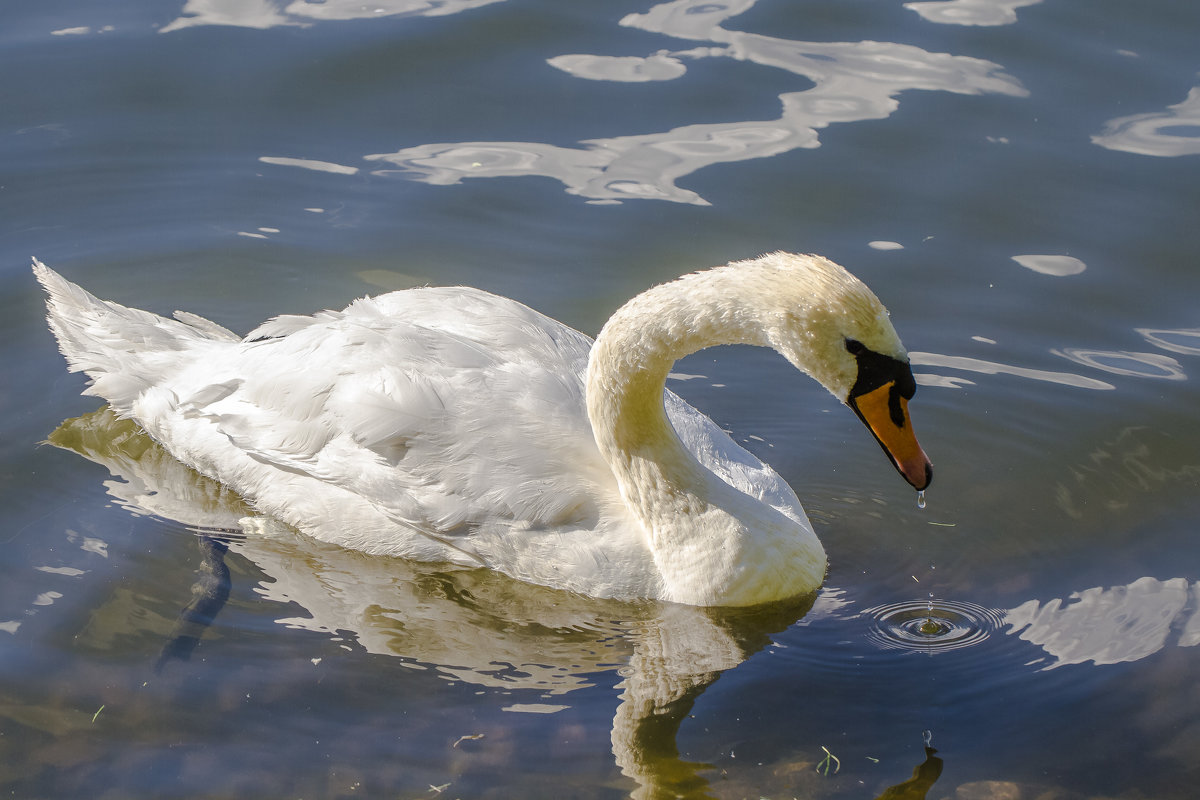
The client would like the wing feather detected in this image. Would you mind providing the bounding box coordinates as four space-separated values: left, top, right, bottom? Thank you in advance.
153 285 799 557
168 288 606 545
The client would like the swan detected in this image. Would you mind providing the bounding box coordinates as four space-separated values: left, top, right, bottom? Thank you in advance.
34 252 931 607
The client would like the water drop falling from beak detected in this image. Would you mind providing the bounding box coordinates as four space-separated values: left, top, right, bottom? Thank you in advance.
917 490 927 510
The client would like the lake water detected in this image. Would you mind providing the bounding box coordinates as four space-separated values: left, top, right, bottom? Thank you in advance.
4 1 1200 797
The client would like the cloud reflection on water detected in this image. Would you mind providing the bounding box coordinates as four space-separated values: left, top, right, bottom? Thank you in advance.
1093 86 1200 157
903 0 1042 27
1010 254 1086 276
262 0 1027 204
1052 348 1186 380
1136 327 1200 356
1007 576 1200 670
547 53 690 83
911 351 1115 390
159 0 505 32
258 156 360 175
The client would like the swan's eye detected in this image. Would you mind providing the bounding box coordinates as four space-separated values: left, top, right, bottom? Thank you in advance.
844 338 866 355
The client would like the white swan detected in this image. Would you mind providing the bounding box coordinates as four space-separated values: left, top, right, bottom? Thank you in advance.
35 252 931 607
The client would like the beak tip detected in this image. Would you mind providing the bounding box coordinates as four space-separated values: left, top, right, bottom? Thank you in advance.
916 462 932 491
901 456 933 491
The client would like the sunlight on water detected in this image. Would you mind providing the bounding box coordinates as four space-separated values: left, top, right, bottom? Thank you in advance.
1092 86 1200 157
910 351 1115 390
263 0 1028 205
1011 254 1087 276
904 0 1043 27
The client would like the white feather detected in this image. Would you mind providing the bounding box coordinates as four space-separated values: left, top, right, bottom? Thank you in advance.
35 253 915 606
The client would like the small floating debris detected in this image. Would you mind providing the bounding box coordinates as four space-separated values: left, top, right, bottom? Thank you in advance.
453 733 485 748
816 745 841 776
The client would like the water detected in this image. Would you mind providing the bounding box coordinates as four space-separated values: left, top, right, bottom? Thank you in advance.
3 1 1200 797
865 597 1003 651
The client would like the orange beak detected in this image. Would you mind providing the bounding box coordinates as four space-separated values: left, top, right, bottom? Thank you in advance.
849 381 933 491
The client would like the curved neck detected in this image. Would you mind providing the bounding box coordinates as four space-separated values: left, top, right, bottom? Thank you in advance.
587 272 773 462
584 266 822 605
586 267 781 491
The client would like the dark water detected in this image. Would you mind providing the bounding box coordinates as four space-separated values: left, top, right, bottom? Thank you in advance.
4 1 1200 798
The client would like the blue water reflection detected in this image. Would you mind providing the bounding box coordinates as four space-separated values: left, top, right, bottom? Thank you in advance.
37 407 822 799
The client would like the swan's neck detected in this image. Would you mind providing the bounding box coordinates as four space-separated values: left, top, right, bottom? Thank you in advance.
585 265 827 606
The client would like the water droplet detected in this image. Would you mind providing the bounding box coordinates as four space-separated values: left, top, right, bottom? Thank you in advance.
922 729 933 748
916 490 926 509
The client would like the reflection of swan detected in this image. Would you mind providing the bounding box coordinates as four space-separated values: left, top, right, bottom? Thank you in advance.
875 746 943 800
47 408 815 799
36 253 930 607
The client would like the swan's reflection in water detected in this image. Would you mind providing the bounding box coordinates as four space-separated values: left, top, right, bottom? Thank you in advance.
155 535 231 673
50 407 952 798
48 408 829 797
875 746 943 800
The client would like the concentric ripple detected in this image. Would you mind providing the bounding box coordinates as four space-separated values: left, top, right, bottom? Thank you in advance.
863 599 1004 652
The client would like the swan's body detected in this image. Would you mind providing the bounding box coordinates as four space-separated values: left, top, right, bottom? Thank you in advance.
36 252 930 607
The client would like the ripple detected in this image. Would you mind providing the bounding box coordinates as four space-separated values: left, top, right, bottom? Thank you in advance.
863 599 1004 652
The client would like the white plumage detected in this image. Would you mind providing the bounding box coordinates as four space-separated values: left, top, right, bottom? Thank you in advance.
35 252 927 606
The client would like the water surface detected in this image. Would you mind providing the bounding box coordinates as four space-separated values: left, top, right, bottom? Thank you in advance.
4 1 1200 797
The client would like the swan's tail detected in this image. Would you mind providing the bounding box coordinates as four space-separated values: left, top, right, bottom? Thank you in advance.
33 258 238 416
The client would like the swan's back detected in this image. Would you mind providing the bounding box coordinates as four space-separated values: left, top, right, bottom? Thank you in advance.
156 287 615 535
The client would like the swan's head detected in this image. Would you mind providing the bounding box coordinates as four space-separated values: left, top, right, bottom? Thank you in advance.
744 252 933 491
